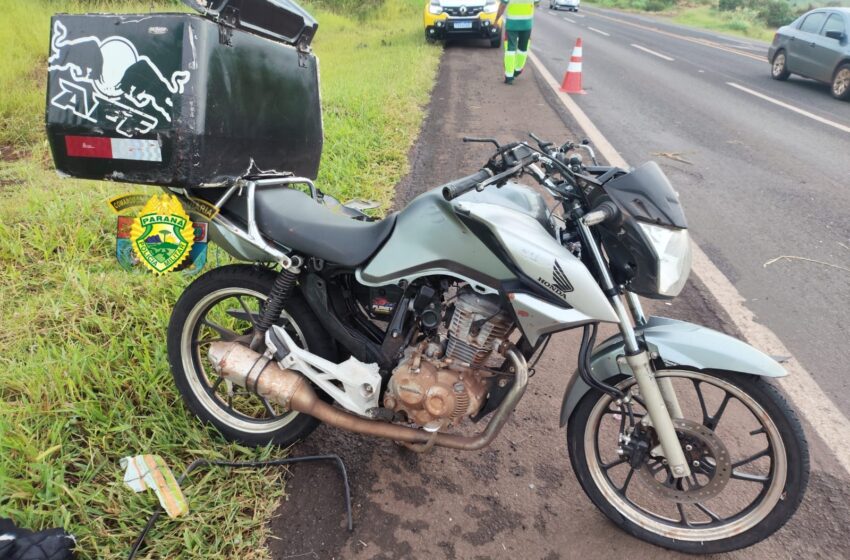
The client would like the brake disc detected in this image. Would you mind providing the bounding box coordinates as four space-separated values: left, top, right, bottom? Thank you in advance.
636 418 732 504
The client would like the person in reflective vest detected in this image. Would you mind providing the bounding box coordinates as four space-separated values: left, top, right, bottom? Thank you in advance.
495 0 535 84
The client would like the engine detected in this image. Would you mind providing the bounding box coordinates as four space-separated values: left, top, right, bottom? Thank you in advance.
383 288 514 429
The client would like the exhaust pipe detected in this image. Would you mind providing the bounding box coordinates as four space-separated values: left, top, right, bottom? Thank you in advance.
207 342 528 451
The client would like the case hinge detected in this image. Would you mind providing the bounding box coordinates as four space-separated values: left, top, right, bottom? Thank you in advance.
218 6 239 46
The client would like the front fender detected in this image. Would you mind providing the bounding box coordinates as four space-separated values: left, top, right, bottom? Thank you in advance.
559 316 787 427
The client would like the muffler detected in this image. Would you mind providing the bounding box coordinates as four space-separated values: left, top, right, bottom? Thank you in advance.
207 341 528 451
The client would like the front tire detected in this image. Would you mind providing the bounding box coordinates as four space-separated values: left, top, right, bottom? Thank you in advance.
167 264 337 446
831 63 850 101
567 369 809 554
771 50 790 81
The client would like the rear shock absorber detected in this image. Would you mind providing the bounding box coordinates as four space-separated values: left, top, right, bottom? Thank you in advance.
250 257 303 351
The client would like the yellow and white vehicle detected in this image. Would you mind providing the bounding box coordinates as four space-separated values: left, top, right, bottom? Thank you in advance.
424 0 502 47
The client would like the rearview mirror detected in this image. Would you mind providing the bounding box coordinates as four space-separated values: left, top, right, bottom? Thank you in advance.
825 30 846 41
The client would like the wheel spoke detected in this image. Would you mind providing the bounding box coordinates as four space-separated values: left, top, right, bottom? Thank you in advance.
194 337 223 347
235 295 259 326
695 502 721 522
261 397 278 418
705 393 732 431
620 467 635 494
211 376 224 392
602 457 628 471
677 502 691 526
691 379 710 426
202 319 240 340
732 448 770 469
731 469 771 484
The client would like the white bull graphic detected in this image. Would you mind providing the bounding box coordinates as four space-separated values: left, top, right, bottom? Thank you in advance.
48 20 191 136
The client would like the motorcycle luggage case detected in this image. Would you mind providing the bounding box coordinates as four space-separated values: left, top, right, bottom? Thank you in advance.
45 4 322 188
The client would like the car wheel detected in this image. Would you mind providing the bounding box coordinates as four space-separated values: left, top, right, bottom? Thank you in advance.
771 50 790 81
491 35 501 48
831 63 850 101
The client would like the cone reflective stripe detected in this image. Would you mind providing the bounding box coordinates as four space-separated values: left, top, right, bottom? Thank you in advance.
560 37 586 94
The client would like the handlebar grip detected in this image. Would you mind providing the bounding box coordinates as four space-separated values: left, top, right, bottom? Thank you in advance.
441 169 493 201
583 201 620 226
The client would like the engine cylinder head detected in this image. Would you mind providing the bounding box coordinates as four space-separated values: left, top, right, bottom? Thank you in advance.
445 288 513 366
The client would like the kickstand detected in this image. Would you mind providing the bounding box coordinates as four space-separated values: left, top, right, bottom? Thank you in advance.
127 454 353 560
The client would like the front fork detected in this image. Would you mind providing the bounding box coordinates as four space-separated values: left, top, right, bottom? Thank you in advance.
577 218 691 478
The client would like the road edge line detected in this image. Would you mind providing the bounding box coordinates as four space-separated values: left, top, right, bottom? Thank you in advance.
728 82 850 134
529 50 850 477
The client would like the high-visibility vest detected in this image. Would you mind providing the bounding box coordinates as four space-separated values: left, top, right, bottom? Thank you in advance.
504 0 535 27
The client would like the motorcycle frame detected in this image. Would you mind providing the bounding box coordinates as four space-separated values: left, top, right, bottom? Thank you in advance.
171 173 692 475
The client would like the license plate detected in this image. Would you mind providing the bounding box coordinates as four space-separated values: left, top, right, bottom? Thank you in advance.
453 21 473 29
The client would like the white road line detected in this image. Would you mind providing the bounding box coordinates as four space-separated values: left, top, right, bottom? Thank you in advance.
631 43 675 61
588 27 610 36
563 16 576 23
529 51 850 478
574 13 586 18
727 82 850 134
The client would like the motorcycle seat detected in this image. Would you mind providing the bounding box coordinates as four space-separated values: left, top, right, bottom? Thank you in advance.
251 187 396 267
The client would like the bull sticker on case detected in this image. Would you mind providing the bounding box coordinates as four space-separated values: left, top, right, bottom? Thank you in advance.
48 20 192 137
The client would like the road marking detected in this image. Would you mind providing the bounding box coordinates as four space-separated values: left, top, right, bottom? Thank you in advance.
588 27 610 37
529 50 850 477
589 10 765 62
574 13 586 18
631 43 674 61
727 82 850 134
563 16 576 23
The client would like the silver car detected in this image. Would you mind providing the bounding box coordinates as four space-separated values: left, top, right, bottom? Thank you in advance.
768 7 850 100
549 0 579 12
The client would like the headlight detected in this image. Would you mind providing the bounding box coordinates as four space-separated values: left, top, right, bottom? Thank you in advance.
638 222 692 297
484 0 498 13
429 0 443 14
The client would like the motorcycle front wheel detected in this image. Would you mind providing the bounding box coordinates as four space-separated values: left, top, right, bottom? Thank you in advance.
167 264 337 446
567 369 809 554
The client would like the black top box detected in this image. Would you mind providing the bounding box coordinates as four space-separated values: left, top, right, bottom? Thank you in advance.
46 1 322 188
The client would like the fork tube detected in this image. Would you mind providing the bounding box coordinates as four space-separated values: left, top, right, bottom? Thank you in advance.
576 216 690 478
625 291 647 327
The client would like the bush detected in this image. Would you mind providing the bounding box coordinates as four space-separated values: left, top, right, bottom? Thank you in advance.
719 0 743 11
756 0 794 27
645 0 674 11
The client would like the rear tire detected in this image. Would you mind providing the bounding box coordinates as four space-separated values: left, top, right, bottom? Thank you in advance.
491 36 501 48
167 264 337 447
831 63 850 101
771 50 790 81
567 370 809 554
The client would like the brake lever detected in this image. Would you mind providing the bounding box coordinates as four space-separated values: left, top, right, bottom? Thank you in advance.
463 136 501 149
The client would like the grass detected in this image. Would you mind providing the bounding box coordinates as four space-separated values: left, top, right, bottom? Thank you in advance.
672 5 776 42
0 0 440 558
584 0 778 42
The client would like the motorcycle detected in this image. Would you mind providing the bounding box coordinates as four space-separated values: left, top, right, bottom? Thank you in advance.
164 135 808 553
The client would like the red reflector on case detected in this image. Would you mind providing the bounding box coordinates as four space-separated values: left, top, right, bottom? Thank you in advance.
65 135 113 159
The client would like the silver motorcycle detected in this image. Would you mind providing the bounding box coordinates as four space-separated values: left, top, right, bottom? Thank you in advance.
166 135 808 553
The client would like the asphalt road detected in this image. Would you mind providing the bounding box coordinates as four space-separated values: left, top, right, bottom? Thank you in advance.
531 6 850 416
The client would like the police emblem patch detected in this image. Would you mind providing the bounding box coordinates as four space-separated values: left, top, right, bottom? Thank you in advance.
130 194 195 274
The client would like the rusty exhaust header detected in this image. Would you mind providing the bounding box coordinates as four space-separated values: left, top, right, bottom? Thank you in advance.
208 342 528 451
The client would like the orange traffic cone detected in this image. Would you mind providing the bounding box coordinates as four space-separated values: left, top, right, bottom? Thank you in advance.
560 38 586 94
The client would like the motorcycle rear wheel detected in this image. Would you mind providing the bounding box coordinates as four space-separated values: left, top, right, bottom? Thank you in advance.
167 264 336 446
567 369 808 554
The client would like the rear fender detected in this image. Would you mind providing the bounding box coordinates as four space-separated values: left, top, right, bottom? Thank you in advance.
558 316 787 427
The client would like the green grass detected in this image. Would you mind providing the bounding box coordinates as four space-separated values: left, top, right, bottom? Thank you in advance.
672 5 775 42
584 0 778 42
0 0 440 558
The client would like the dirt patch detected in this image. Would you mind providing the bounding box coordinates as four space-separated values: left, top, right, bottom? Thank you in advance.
0 144 28 163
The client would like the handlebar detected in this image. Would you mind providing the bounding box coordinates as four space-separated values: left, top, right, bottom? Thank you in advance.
441 169 494 201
